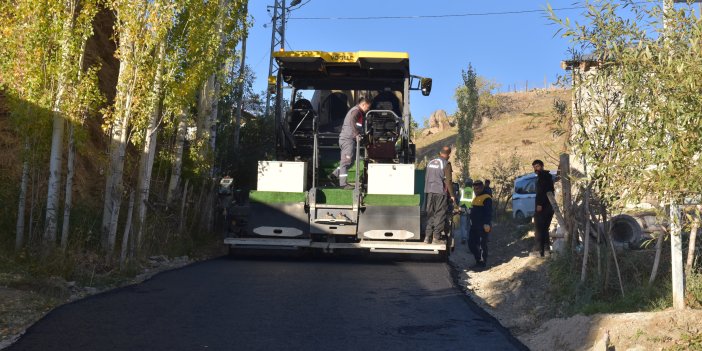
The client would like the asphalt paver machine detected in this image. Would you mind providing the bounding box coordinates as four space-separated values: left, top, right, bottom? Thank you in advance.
224 51 451 257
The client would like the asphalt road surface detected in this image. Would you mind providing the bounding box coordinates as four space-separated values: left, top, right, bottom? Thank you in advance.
9 255 526 351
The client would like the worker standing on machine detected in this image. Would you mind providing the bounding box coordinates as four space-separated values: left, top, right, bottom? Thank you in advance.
330 97 371 189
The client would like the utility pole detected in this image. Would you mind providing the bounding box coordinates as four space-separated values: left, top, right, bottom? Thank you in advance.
234 11 248 149
264 0 300 153
264 0 284 121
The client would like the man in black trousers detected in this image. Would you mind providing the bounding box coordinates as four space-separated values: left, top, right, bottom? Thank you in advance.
532 159 554 257
423 146 456 244
468 180 492 270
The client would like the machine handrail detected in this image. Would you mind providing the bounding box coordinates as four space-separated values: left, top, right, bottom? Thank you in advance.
290 108 315 135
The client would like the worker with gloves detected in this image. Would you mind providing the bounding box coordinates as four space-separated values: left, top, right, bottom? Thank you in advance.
468 180 492 270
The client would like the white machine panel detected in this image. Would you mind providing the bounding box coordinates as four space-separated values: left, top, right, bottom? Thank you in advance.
257 161 307 192
367 164 415 195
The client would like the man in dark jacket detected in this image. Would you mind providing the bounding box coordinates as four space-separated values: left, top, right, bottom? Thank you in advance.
330 97 371 189
423 146 456 244
533 159 555 257
468 180 492 269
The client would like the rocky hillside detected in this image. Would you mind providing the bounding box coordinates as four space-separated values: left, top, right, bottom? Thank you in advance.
415 89 571 180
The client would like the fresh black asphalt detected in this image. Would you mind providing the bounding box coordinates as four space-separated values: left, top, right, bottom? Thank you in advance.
9 255 527 350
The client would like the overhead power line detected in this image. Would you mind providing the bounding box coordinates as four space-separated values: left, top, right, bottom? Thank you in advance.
288 3 651 21
288 5 582 20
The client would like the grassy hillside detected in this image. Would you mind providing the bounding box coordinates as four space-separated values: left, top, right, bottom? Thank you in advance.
415 89 570 181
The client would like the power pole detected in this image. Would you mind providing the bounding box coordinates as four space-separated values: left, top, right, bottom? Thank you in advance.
264 0 284 120
264 0 297 155
234 18 248 149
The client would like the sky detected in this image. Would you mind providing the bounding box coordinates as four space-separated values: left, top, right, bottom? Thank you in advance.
242 0 595 122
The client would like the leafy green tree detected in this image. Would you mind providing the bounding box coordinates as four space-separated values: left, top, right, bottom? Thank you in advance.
550 0 702 309
454 64 478 181
0 0 102 250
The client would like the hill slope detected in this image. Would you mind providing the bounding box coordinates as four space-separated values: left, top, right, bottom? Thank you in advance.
415 89 570 180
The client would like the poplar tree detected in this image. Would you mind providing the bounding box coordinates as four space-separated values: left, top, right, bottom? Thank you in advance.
454 64 478 181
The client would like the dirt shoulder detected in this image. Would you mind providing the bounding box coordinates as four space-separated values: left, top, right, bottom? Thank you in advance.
450 221 702 351
0 255 198 349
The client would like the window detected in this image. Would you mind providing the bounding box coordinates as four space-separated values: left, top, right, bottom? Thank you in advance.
515 178 536 195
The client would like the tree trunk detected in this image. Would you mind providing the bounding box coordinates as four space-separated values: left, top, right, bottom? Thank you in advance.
135 43 166 252
179 179 190 234
606 220 625 297
44 114 65 245
686 206 700 275
102 32 137 254
60 123 76 251
234 30 247 148
167 110 187 205
44 1 80 246
28 166 38 244
649 230 665 286
580 187 591 284
16 140 30 250
197 77 215 142
670 200 685 310
61 40 88 252
209 76 220 166
120 191 135 268
559 154 573 252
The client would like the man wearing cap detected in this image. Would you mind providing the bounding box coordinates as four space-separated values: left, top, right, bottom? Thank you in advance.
468 180 492 269
423 146 456 244
533 159 555 257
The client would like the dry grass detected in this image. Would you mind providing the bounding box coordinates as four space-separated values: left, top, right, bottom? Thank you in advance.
415 89 571 180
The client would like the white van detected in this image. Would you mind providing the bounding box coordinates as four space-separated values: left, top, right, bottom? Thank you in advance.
512 171 557 219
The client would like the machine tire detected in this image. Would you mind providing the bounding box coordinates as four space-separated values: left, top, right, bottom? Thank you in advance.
515 210 526 220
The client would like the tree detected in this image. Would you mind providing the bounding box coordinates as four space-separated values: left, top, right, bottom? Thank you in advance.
0 0 102 251
550 0 702 309
454 64 478 181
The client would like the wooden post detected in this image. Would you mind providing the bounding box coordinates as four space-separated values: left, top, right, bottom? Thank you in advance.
687 205 701 275
560 154 573 251
547 192 567 233
671 200 685 309
649 231 665 286
581 187 591 283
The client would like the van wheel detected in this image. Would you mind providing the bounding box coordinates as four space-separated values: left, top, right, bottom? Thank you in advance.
515 210 525 220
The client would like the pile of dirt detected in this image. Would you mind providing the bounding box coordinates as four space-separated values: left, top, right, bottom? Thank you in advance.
450 221 702 351
523 310 702 351
451 222 556 335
